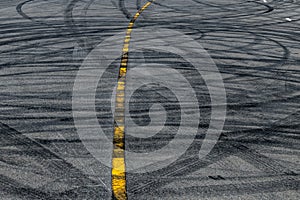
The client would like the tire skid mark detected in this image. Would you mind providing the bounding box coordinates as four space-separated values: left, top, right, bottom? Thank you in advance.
127 109 299 194
0 122 108 193
119 0 132 19
233 144 296 174
16 0 36 21
0 174 51 199
127 139 298 195
153 0 275 19
1 0 299 198
127 142 237 194
64 0 87 50
140 176 299 198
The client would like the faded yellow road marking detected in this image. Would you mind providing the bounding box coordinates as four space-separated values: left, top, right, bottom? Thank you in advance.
112 1 155 199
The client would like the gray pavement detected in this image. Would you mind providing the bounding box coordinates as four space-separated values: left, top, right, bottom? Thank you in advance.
0 0 299 199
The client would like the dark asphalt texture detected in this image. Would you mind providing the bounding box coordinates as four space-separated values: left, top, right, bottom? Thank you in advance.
0 0 299 199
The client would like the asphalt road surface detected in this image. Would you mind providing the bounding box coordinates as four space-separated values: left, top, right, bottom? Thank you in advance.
0 0 299 199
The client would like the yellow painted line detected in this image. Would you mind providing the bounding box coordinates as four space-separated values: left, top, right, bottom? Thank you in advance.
111 1 155 199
